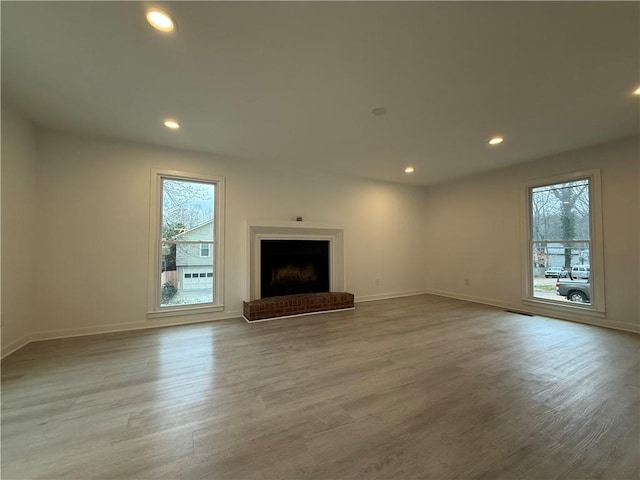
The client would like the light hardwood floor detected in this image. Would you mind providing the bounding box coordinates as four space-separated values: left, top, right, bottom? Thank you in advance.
2 294 638 479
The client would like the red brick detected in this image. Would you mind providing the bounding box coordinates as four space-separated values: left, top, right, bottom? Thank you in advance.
244 292 354 321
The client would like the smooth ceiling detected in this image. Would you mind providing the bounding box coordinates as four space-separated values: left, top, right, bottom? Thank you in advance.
2 1 639 186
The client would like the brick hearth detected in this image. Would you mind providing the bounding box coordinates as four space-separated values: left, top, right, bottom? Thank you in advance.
243 292 354 322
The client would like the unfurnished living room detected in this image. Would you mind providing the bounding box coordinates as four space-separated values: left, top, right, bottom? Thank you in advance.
1 2 639 479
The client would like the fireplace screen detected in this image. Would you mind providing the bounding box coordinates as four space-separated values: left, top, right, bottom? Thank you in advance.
260 240 330 298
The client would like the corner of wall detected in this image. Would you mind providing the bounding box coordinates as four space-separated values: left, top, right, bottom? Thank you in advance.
1 105 39 356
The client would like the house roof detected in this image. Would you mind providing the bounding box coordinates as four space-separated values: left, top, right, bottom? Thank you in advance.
545 243 587 255
174 220 214 239
2 2 638 186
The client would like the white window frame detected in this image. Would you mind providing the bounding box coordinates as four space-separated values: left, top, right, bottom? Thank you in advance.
521 169 605 316
200 243 211 257
147 169 225 318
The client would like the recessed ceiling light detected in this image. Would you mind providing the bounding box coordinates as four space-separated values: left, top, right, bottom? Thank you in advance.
163 119 180 129
146 8 175 32
488 136 504 145
372 107 387 116
634 86 640 95
404 166 415 173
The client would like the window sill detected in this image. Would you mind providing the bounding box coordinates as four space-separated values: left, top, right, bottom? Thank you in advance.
147 304 224 319
521 297 605 318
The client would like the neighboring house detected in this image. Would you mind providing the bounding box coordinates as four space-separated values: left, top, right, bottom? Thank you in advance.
175 220 214 290
534 243 589 269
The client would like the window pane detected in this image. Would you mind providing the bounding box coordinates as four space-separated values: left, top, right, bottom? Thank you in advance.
162 179 215 242
530 178 591 305
160 177 215 308
525 171 603 313
532 241 591 304
531 179 590 241
160 241 214 307
151 171 223 314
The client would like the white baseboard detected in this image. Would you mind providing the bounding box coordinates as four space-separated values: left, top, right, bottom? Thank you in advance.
355 289 429 303
29 310 243 344
1 334 32 359
5 288 636 359
424 288 640 334
423 289 522 312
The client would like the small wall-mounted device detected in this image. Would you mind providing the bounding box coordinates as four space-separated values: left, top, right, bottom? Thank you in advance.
295 216 303 222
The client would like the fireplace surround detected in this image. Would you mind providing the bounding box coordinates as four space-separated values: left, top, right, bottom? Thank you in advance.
243 221 352 321
245 221 346 301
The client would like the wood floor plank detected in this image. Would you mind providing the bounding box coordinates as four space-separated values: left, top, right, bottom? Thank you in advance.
2 294 638 479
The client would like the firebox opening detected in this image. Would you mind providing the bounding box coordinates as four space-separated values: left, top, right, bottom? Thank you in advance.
260 240 330 298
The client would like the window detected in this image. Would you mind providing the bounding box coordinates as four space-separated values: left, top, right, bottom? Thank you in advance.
148 170 225 317
523 170 604 314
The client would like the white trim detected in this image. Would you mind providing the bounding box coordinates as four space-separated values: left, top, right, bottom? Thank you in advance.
425 288 522 311
520 169 605 314
1 334 32 359
147 303 224 319
521 297 604 317
148 169 225 317
243 307 355 323
30 310 243 343
245 221 345 301
199 243 211 257
424 288 638 334
4 287 636 359
355 289 429 303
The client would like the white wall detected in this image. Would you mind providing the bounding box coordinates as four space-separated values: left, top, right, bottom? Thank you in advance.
3 107 636 351
1 106 39 355
424 136 640 332
33 129 427 338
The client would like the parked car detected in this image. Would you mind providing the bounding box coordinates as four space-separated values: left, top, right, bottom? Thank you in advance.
556 280 590 303
544 267 568 278
570 265 590 279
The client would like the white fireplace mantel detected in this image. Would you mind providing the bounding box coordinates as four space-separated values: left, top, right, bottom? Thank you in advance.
244 220 345 301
